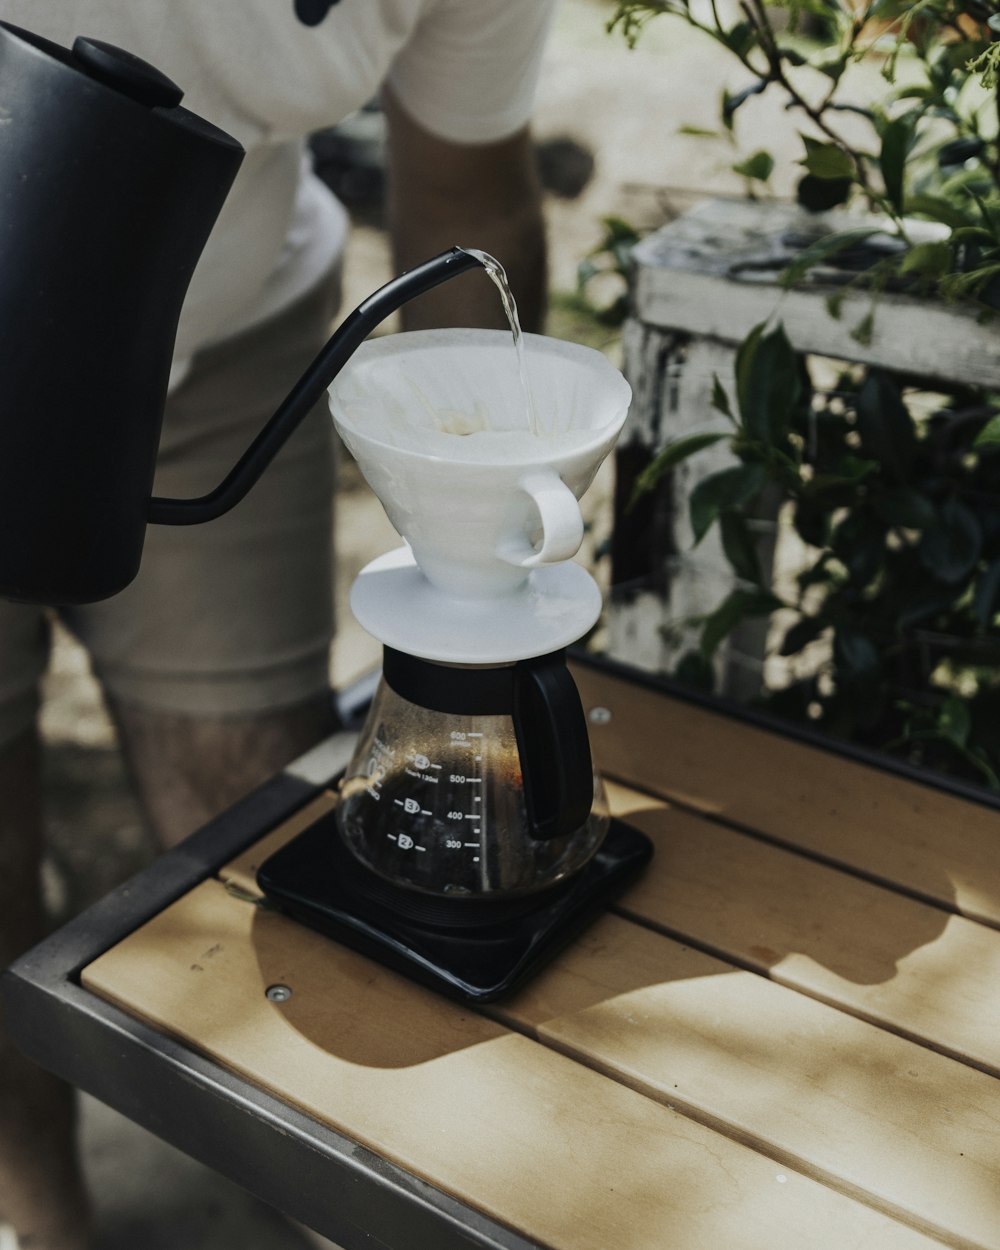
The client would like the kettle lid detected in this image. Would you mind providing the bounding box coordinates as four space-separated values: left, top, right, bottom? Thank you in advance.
1 23 182 108
70 35 184 109
0 21 242 154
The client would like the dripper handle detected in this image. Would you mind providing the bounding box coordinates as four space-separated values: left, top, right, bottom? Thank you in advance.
147 246 485 525
513 654 594 841
496 469 585 569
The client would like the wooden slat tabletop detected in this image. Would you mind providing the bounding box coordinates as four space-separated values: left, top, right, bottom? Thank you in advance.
573 664 1000 928
81 665 1000 1250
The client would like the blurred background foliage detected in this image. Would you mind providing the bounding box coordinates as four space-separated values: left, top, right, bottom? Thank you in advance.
593 2 1000 788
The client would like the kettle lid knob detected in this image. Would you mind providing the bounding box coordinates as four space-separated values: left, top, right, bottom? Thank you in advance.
71 36 183 109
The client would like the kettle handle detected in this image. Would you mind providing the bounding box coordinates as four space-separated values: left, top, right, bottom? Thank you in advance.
147 246 485 526
513 655 594 842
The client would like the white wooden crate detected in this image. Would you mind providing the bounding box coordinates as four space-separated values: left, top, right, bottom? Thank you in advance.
608 196 1000 693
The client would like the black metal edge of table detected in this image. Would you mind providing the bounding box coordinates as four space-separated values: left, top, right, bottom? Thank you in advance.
5 650 997 1250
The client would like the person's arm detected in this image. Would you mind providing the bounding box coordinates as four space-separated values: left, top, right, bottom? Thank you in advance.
382 84 547 334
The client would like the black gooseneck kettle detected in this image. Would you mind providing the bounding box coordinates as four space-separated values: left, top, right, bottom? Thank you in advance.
0 21 482 605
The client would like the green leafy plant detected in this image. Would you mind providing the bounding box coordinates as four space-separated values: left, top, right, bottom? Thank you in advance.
588 1 1000 319
578 216 644 324
643 319 1000 787
582 2 1000 786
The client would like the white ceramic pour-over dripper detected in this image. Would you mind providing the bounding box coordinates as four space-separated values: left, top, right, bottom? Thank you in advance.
328 328 632 603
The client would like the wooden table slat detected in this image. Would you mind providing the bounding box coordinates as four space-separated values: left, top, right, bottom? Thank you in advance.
81 880 952 1250
606 783 1000 1077
574 665 1000 928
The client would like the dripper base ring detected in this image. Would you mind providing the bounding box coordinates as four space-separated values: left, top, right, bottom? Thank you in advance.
349 546 603 664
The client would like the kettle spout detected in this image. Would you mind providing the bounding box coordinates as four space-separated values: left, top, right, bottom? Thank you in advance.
147 247 488 526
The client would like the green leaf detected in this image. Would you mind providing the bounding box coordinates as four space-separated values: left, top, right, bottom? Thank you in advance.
630 431 729 505
777 46 807 67
716 20 756 59
938 136 985 170
780 228 880 288
711 375 734 422
856 372 917 484
689 463 769 545
700 588 782 659
779 614 827 657
794 498 831 547
974 558 1000 628
797 553 835 590
800 136 854 181
719 511 762 583
672 650 716 692
734 322 766 421
678 125 719 138
871 486 937 530
918 498 983 584
812 52 849 82
601 215 641 245
721 77 768 128
851 310 875 346
734 321 801 442
905 193 975 230
974 414 1000 449
733 150 775 183
897 590 957 631
948 226 996 247
898 241 951 280
834 627 881 683
796 173 852 212
576 258 600 290
804 458 879 497
942 262 1000 302
938 696 971 749
832 512 885 586
878 114 915 215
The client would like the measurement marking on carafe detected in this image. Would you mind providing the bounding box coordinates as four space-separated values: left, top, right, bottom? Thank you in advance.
388 833 426 852
405 767 439 783
410 753 442 772
393 798 432 816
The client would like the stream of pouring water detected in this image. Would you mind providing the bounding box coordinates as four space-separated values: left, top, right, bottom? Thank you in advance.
460 247 543 437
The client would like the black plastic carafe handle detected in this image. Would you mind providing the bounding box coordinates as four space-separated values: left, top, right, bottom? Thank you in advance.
512 656 594 841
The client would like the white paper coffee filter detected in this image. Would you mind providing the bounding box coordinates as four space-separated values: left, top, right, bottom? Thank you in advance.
328 328 631 463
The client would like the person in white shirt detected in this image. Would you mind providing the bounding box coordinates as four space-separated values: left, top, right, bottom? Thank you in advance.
0 4 555 1247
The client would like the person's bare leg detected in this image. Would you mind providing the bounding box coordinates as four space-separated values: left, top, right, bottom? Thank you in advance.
0 730 92 1250
110 695 337 849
